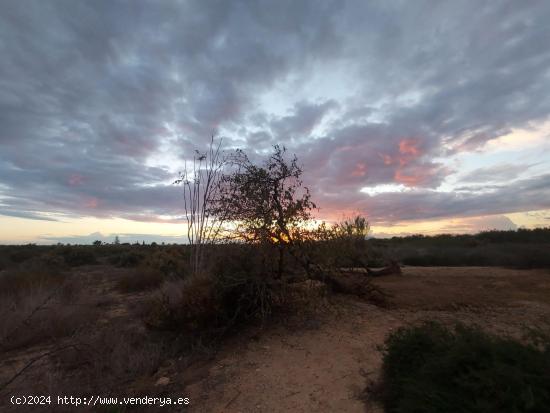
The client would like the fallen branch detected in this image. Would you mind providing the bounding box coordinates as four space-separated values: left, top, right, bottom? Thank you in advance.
287 247 391 306
0 344 82 392
365 261 402 277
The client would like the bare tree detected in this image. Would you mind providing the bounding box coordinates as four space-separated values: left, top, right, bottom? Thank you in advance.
175 136 230 276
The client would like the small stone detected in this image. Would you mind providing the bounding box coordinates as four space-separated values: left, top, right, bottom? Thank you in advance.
155 376 170 386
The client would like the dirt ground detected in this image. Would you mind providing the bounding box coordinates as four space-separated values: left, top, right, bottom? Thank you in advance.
183 266 550 413
1 266 549 412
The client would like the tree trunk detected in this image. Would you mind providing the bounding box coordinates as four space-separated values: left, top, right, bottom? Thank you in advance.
276 246 284 279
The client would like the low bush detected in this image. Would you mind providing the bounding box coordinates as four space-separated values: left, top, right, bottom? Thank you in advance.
144 276 220 332
144 248 288 335
8 245 44 264
143 249 188 277
58 247 97 266
115 267 164 293
208 244 288 326
217 266 287 326
109 250 145 268
0 258 66 299
0 245 56 270
377 322 550 413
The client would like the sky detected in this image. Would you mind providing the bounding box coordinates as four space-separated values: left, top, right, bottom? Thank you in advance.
1 0 550 244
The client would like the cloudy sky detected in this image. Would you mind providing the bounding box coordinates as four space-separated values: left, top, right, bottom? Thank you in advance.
1 0 550 244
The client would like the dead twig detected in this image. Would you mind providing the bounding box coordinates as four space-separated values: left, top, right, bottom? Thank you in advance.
0 285 62 351
0 343 81 392
224 390 241 409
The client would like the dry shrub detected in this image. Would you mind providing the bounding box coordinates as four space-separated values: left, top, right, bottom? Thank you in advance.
60 328 165 383
0 255 67 300
0 271 99 352
285 279 329 313
144 276 220 332
115 267 164 293
108 250 145 267
141 245 331 338
0 296 98 352
30 327 167 402
217 270 288 325
0 271 64 301
143 270 290 338
143 249 189 277
57 247 97 267
3 245 47 266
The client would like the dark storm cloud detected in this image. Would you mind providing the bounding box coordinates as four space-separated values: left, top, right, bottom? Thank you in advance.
0 0 549 226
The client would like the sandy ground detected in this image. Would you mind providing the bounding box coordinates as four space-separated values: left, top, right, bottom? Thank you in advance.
182 266 550 413
1 266 549 412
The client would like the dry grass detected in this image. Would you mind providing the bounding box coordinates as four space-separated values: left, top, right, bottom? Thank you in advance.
0 267 167 405
0 267 99 352
2 329 168 409
53 327 166 389
0 265 66 300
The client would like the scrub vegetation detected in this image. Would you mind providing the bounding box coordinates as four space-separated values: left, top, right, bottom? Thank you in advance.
376 322 550 413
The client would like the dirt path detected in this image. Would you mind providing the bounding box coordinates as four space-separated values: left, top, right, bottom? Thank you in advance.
183 267 550 413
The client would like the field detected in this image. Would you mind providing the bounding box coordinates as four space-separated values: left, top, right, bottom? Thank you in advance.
0 240 549 412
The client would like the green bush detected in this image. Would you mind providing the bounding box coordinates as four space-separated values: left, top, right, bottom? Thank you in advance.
378 322 550 413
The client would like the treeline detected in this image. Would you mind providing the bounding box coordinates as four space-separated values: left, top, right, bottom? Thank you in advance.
379 227 550 245
370 227 550 268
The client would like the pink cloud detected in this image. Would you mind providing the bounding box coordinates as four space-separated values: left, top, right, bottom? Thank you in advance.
391 138 438 186
394 164 447 187
394 169 422 186
68 173 84 186
397 138 421 166
379 153 393 165
84 197 99 209
398 138 421 156
350 162 367 177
